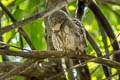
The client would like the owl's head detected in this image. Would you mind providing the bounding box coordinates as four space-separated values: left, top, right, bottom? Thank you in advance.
48 10 67 31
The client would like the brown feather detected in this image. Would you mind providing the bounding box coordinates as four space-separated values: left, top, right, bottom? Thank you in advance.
49 10 87 53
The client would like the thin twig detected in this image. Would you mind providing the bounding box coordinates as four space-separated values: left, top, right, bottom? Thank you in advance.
88 0 120 78
0 62 55 79
0 59 37 80
88 0 119 51
98 0 120 6
0 2 35 50
0 41 30 51
91 65 101 74
47 51 120 80
0 0 71 36
7 32 17 43
19 33 24 50
0 50 120 69
103 72 120 80
0 0 73 80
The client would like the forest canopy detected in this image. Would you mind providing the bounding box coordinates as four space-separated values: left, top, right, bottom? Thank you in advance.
0 0 120 80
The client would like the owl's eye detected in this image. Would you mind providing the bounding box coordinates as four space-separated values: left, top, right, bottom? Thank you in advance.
73 19 76 21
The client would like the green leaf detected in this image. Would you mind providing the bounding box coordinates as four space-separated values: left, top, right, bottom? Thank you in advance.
15 0 25 6
24 19 46 50
0 55 3 62
12 76 24 80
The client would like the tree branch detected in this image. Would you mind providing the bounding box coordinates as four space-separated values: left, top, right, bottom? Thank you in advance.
0 62 60 79
0 59 37 80
88 0 119 51
88 0 120 63
96 0 120 6
86 31 110 77
0 41 30 51
0 0 74 80
0 2 36 50
0 2 37 80
88 1 120 79
0 50 120 69
0 0 71 36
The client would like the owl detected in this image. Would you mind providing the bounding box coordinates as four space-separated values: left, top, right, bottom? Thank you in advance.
48 10 87 54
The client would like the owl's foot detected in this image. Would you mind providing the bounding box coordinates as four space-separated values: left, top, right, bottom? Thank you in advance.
63 50 70 54
63 49 73 54
76 50 82 55
76 50 86 56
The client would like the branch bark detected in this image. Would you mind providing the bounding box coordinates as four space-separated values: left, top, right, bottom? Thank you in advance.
88 0 120 79
88 0 120 59
0 0 74 80
0 0 70 36
0 2 37 80
0 62 62 80
86 31 110 77
96 0 120 6
44 0 73 80
0 50 120 69
0 2 35 51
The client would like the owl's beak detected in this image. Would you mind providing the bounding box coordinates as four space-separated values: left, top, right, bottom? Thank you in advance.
52 23 61 31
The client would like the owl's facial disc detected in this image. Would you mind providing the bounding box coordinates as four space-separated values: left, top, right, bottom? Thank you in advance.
49 10 67 31
50 17 64 32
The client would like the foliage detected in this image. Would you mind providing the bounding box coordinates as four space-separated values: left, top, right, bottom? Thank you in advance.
0 0 120 80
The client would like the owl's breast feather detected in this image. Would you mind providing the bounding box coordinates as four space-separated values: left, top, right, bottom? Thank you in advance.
62 25 76 50
52 25 79 51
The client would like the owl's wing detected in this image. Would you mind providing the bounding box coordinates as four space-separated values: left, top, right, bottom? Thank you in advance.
72 19 87 52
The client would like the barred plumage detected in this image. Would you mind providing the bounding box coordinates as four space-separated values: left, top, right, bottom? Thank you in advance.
48 10 87 53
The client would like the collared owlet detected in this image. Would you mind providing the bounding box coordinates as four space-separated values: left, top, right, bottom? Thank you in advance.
48 10 87 54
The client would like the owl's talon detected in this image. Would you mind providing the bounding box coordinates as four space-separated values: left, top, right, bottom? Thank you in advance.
49 11 87 57
64 50 69 54
76 50 82 55
64 50 72 54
